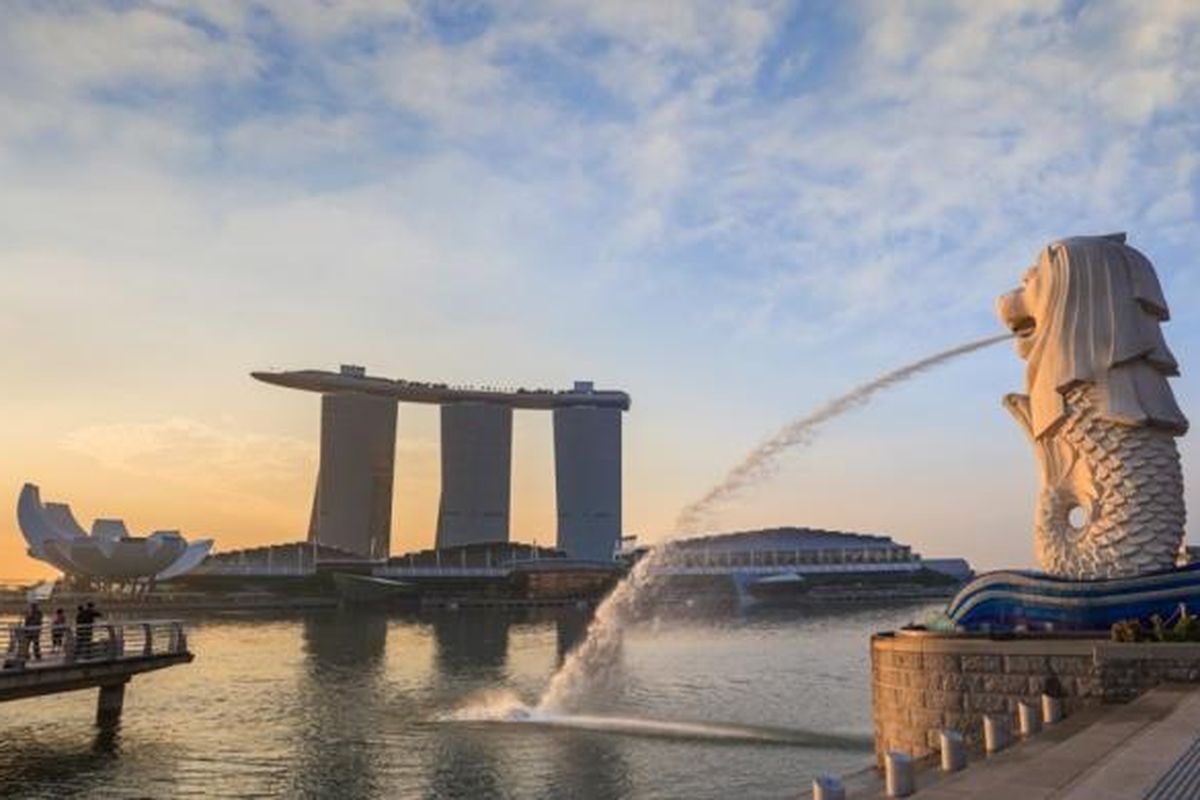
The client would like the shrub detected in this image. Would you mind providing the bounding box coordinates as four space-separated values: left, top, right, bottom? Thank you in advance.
1110 619 1144 642
1110 607 1200 643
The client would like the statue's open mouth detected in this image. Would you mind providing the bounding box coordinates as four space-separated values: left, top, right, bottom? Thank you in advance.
1010 317 1036 339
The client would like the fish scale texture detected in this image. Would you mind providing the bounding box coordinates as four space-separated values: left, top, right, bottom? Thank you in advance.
1036 385 1185 579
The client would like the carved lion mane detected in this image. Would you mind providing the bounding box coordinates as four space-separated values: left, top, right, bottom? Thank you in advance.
997 233 1188 440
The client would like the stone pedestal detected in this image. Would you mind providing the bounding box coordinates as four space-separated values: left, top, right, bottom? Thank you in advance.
872 630 1200 762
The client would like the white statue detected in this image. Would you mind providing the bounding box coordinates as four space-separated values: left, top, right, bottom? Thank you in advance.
997 233 1188 579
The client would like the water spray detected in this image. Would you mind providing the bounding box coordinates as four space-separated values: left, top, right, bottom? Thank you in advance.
451 333 1011 722
675 333 1013 532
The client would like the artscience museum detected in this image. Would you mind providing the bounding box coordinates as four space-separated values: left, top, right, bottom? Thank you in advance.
17 483 213 587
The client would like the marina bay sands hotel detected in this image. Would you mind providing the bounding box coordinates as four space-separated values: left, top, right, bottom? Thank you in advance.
252 365 629 563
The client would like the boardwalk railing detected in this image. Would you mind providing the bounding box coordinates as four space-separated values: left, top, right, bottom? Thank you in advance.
2 619 188 671
193 562 315 576
375 565 510 578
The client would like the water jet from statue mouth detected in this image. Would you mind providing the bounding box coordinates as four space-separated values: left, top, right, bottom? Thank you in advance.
436 697 872 749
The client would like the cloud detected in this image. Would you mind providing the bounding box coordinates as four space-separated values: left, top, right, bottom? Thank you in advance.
60 418 316 496
59 417 438 491
3 1 1197 361
1 4 258 91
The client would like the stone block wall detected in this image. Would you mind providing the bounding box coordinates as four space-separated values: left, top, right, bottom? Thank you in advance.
872 631 1200 762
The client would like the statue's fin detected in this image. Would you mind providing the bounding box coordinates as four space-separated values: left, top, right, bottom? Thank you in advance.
1003 393 1034 440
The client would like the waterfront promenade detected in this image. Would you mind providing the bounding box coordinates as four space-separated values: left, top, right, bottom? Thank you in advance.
835 683 1200 799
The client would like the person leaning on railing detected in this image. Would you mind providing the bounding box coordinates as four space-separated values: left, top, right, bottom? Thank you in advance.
22 603 43 661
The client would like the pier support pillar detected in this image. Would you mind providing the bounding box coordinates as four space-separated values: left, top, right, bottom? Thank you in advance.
96 681 127 726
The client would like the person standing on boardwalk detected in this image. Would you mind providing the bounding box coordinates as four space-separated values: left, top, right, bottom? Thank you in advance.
22 603 43 661
50 608 67 652
74 603 103 659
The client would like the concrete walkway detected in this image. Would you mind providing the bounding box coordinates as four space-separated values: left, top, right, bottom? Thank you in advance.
893 684 1200 799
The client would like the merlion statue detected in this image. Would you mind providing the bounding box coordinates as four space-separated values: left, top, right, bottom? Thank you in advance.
997 233 1188 579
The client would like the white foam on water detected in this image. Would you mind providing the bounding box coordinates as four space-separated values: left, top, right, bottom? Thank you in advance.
436 688 531 722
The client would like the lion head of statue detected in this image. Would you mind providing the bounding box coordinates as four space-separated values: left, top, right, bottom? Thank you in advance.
996 233 1188 440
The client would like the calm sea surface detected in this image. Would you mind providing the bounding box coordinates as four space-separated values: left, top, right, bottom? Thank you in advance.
0 602 938 799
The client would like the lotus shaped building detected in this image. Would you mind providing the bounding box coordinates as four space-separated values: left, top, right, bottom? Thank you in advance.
17 483 213 583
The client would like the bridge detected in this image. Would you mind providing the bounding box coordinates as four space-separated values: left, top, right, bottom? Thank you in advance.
1 619 192 724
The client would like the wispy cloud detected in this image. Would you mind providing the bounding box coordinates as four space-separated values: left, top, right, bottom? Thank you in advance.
60 418 316 496
6 1 1194 342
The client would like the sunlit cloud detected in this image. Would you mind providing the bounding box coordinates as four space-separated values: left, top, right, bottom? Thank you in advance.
60 418 316 495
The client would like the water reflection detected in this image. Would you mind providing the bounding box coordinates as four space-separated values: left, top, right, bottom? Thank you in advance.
545 734 634 800
302 609 389 674
554 607 592 664
291 610 390 798
430 610 510 677
0 722 127 797
424 610 512 798
423 606 634 800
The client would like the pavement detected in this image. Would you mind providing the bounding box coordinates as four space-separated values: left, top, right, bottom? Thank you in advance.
839 683 1200 799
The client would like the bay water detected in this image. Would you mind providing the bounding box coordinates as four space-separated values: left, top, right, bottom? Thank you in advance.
0 602 936 799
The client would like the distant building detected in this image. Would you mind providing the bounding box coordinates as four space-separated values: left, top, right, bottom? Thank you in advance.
646 527 972 605
309 392 396 561
920 558 974 582
665 527 918 564
254 366 630 562
17 483 212 585
436 402 513 548
554 405 622 562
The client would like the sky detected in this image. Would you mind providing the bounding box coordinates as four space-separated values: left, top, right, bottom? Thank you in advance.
2 0 1198 580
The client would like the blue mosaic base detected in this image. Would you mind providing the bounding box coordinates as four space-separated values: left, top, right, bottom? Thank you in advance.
947 564 1200 632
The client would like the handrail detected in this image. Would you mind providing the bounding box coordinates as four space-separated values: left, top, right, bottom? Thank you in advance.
375 566 510 576
194 563 315 576
2 618 189 671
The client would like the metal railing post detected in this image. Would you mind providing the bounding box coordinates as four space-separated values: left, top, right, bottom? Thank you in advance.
143 623 154 656
7 625 26 669
167 622 182 654
63 628 76 664
106 624 123 659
